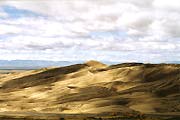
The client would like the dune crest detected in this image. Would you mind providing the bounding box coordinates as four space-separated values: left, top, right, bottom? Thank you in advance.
85 60 107 68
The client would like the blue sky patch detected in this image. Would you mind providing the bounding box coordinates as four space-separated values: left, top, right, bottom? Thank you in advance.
1 5 43 18
89 30 127 40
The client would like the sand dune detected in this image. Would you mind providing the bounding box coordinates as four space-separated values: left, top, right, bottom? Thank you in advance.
0 61 180 119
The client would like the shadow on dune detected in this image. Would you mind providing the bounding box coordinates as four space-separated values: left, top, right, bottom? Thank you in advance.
0 64 87 91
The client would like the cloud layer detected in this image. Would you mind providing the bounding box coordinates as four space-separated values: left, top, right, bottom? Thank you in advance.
0 0 179 62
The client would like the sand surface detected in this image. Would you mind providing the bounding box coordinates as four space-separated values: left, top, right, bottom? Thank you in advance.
0 60 180 119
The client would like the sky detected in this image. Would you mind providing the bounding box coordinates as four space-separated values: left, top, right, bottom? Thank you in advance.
0 0 180 63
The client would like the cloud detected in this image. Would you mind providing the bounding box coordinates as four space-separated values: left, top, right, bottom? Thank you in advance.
153 0 180 10
0 0 179 62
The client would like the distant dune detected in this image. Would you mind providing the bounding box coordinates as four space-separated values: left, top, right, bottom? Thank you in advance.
0 61 180 119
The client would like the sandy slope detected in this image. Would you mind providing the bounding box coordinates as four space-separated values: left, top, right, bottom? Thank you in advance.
0 60 180 117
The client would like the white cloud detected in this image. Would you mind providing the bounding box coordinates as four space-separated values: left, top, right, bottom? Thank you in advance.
153 0 180 10
0 24 21 35
0 0 179 62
